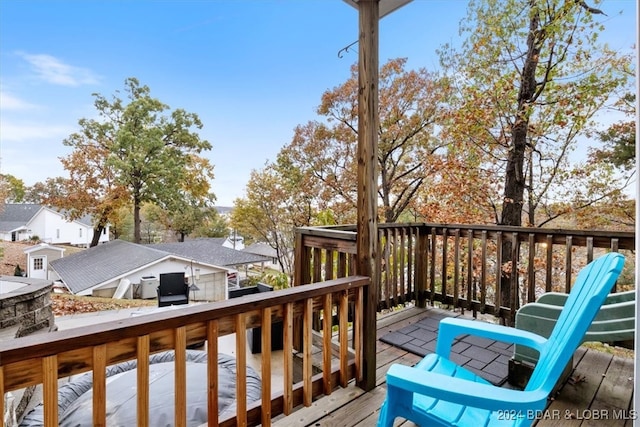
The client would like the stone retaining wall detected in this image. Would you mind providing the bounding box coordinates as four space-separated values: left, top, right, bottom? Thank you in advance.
0 277 54 337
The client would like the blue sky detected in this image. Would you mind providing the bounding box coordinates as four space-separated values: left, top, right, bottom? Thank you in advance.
0 0 636 206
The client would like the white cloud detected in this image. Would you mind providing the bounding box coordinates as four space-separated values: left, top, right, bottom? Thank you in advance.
18 53 100 87
0 90 39 111
0 121 74 142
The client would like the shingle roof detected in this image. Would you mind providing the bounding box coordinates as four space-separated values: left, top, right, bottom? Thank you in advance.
0 204 94 232
50 240 171 294
243 242 278 258
0 204 41 232
149 239 270 267
51 238 271 294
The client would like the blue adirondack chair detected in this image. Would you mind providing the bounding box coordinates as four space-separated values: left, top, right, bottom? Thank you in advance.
377 252 625 427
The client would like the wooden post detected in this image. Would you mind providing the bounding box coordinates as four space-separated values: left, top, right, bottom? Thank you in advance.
356 0 379 392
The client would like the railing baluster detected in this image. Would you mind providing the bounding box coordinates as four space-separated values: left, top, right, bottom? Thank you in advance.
322 294 333 395
384 228 392 307
480 230 487 313
495 230 503 317
586 236 594 263
325 250 334 281
392 228 399 305
527 233 536 303
565 236 573 292
406 227 414 301
136 335 150 427
611 238 619 292
206 320 219 426
398 228 406 304
235 314 247 426
429 228 437 305
354 286 363 383
312 247 322 283
92 344 107 427
414 227 427 308
441 228 448 301
339 290 349 388
261 307 272 426
338 252 347 278
466 229 473 314
545 235 553 293
283 302 294 415
175 326 187 427
453 229 460 309
42 355 58 427
303 299 313 407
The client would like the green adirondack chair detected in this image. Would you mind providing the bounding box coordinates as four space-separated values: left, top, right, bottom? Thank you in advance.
508 287 634 388
377 252 625 427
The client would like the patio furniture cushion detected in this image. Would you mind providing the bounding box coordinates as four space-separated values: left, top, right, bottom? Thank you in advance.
377 252 625 427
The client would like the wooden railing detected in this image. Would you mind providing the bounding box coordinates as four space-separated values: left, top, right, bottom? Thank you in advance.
294 223 635 323
0 276 369 427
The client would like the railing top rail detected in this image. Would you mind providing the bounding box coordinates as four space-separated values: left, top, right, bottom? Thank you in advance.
296 226 357 240
297 222 634 239
0 275 370 365
296 223 634 249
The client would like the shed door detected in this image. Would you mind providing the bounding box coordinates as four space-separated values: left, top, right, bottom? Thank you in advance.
31 255 47 279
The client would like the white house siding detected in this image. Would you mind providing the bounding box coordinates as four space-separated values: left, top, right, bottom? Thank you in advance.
88 258 228 302
27 208 109 246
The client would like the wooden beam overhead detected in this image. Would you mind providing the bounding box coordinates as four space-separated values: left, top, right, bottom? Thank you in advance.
343 0 412 19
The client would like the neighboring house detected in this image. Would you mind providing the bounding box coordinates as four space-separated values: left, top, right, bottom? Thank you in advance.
214 206 233 218
149 239 269 269
150 238 270 285
50 239 270 302
243 242 279 270
222 233 244 250
0 204 109 246
23 243 66 280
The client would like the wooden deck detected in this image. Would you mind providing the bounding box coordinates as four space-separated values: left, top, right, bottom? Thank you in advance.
274 306 635 427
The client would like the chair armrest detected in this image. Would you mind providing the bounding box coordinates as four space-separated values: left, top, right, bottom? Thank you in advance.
386 364 549 412
436 317 547 358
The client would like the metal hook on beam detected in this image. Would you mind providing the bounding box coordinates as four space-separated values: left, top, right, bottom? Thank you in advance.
338 40 358 58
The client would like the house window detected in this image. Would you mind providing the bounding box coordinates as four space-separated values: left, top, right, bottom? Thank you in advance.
56 229 60 239
33 258 44 270
79 228 83 238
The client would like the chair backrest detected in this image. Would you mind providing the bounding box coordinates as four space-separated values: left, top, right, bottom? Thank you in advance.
158 272 188 296
526 252 625 392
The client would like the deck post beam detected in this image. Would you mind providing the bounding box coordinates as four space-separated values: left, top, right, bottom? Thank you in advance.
356 0 379 392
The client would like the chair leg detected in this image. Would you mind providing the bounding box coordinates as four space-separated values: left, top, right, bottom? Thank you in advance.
377 400 394 427
377 387 412 427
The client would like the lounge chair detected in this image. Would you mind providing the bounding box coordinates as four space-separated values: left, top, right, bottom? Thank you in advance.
377 252 625 427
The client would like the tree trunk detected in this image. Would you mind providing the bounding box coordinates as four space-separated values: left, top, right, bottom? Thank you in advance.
90 225 104 247
90 210 111 247
499 2 540 320
133 195 142 244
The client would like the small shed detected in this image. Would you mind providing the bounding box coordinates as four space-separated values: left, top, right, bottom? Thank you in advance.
23 243 66 280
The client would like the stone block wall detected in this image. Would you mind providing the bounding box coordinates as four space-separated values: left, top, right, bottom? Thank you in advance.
0 277 54 337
